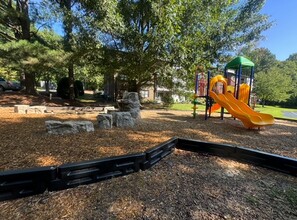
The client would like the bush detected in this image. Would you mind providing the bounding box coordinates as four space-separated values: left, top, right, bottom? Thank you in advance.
57 77 84 99
57 77 70 99
74 80 84 96
162 93 174 108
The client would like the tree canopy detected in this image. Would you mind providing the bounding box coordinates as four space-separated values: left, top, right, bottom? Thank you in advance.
243 49 297 107
2 0 289 105
255 67 292 106
77 0 271 93
239 47 277 72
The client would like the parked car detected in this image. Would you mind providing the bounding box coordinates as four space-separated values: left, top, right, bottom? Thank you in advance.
0 77 22 92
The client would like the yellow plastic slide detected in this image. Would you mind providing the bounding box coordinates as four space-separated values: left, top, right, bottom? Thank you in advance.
209 75 274 129
224 92 274 125
227 84 250 104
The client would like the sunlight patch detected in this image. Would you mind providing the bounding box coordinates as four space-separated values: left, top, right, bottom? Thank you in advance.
36 155 60 166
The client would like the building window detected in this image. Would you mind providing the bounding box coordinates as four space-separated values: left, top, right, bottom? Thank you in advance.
140 90 149 98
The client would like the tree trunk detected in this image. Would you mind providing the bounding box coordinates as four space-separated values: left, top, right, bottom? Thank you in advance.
45 80 49 93
17 0 36 94
18 0 31 40
153 73 157 100
103 72 115 101
24 72 36 94
68 63 75 100
61 0 75 100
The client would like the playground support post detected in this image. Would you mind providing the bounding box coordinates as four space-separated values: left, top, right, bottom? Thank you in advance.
195 73 199 94
205 70 211 120
248 66 254 106
234 69 238 97
192 73 199 119
236 64 242 100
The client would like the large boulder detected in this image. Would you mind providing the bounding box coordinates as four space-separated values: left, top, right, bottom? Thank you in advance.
45 120 94 135
117 92 141 119
112 112 135 128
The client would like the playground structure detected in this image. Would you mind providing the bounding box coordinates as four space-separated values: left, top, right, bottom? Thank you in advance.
193 56 274 129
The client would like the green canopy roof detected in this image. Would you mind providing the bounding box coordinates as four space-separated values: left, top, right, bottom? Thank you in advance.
225 56 254 69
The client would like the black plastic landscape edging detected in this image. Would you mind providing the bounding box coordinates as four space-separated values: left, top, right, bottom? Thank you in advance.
1 137 297 202
0 137 178 201
176 138 297 176
49 153 146 191
0 166 56 201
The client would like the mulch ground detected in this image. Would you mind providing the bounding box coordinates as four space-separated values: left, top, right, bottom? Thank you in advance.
0 92 297 219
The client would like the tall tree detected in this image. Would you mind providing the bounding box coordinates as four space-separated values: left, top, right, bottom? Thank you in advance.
44 0 101 99
80 0 272 94
0 0 36 93
254 67 292 106
0 39 67 88
239 47 277 72
276 59 297 107
287 53 297 62
50 0 75 99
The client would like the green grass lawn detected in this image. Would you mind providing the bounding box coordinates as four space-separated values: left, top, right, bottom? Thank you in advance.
170 103 297 120
76 93 97 103
170 103 206 111
255 105 297 120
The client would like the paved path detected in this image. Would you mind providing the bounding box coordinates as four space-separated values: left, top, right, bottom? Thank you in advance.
283 111 297 119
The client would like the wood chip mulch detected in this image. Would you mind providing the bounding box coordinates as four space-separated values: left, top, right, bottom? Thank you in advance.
0 93 297 219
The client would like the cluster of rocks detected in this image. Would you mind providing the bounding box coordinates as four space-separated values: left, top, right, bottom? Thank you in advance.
46 111 137 135
46 92 141 134
97 112 135 129
98 92 141 129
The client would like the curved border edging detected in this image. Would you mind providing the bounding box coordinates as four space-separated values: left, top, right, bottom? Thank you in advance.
1 137 296 202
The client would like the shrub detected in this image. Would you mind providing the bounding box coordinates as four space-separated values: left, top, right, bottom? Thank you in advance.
74 80 84 96
162 93 174 108
57 77 70 99
57 77 84 99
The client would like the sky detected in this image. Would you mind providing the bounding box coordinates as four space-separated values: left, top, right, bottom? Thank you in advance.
259 1 297 61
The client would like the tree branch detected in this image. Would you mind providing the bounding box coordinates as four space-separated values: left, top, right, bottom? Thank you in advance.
0 31 17 41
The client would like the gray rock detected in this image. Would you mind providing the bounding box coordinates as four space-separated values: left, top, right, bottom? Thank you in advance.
117 92 141 119
73 121 95 132
129 109 141 119
112 112 135 128
45 120 94 135
97 114 113 129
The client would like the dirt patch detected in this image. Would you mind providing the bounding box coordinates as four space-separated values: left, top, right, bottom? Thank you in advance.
0 93 297 219
0 91 85 107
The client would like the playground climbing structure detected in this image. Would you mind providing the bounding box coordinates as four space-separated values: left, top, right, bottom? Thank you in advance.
193 56 274 129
